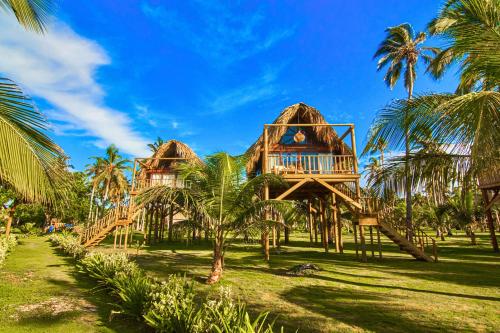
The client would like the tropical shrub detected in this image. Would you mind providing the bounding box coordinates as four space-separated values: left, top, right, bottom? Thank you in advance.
79 252 138 285
51 237 286 332
0 235 17 266
144 275 202 332
111 269 153 320
49 234 87 259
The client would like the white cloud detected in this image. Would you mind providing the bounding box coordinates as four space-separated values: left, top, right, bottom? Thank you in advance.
0 16 150 156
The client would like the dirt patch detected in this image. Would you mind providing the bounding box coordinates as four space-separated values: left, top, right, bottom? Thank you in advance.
11 297 97 321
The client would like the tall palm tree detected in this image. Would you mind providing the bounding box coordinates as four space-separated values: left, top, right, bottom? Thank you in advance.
373 23 435 240
368 0 499 251
85 158 104 222
137 153 292 284
90 145 131 217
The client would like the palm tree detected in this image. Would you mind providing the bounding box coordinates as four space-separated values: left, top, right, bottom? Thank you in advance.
0 1 63 238
147 137 165 153
368 0 499 251
85 158 104 222
373 23 436 240
90 145 131 218
137 153 292 284
427 0 500 92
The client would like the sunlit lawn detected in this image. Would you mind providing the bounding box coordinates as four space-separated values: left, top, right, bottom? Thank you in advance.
112 231 500 333
1 232 499 333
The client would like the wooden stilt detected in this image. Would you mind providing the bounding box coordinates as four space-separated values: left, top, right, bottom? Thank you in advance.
119 226 123 248
377 226 382 259
320 199 329 253
359 224 367 262
272 226 277 248
124 223 130 250
332 193 340 253
308 200 314 244
369 226 374 258
353 222 359 259
113 226 118 249
482 189 499 252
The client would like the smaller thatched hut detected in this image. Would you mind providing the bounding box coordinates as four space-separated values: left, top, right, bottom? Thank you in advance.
245 102 352 177
133 140 202 191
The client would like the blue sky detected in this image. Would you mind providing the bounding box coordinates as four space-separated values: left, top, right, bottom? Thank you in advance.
0 0 459 171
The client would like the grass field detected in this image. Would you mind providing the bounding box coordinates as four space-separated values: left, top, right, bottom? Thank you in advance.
1 232 499 332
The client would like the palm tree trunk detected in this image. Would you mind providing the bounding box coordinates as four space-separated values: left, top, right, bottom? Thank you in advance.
207 233 224 284
5 201 18 239
168 206 173 242
405 87 414 242
87 185 96 222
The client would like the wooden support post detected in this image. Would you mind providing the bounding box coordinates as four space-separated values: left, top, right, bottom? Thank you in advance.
124 223 130 250
353 222 359 259
377 226 382 259
320 199 329 253
314 212 318 244
308 200 314 244
264 184 270 261
332 193 340 253
113 227 118 249
272 226 277 248
369 226 374 258
359 224 367 262
482 189 499 252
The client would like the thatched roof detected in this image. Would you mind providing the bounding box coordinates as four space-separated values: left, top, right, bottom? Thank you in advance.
245 103 351 174
142 140 202 170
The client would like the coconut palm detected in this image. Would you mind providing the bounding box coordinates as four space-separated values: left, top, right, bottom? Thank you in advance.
373 23 436 240
147 137 165 153
89 145 131 218
0 0 53 33
137 152 293 284
427 0 500 92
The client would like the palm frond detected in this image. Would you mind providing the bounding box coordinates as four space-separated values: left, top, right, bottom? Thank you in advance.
0 0 54 33
0 78 67 204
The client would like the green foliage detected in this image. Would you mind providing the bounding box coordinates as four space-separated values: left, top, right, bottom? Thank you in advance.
51 237 285 332
49 234 87 259
0 234 17 265
14 203 45 227
144 275 201 332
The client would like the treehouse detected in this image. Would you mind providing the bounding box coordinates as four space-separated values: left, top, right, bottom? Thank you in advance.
246 102 361 205
246 103 438 262
81 140 202 249
131 140 203 194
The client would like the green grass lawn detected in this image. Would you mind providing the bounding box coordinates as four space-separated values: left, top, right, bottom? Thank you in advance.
1 232 499 333
0 236 141 333
103 231 500 333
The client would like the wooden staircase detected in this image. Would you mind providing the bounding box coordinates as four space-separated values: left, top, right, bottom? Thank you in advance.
377 220 436 262
81 204 131 247
336 186 438 262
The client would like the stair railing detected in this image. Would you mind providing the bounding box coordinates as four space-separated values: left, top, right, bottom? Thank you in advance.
359 197 438 262
81 203 129 245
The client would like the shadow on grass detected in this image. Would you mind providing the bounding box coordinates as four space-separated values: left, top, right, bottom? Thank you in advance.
282 285 460 333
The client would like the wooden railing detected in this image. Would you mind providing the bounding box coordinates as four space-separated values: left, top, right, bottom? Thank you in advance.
132 178 190 192
478 163 500 189
81 204 128 244
267 154 354 175
359 197 438 262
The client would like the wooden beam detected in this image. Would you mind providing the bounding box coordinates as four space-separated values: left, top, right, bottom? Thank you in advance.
312 178 362 209
485 189 500 211
263 125 269 174
275 178 312 200
338 128 351 141
265 123 354 127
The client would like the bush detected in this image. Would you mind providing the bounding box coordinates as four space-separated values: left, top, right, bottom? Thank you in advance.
49 234 87 259
51 238 285 332
111 269 153 320
79 252 138 285
144 275 202 332
0 235 17 266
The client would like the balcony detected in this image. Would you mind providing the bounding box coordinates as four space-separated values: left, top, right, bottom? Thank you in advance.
267 153 355 175
132 177 189 192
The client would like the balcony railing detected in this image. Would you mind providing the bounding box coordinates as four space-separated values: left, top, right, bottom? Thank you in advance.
132 178 189 192
267 153 355 175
